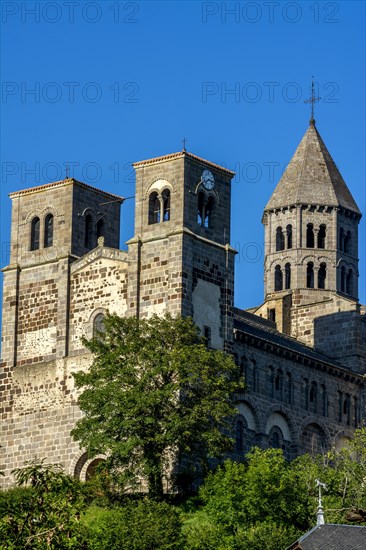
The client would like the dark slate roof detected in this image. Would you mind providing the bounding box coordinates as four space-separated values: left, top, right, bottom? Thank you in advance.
287 524 366 550
264 123 361 214
233 308 346 369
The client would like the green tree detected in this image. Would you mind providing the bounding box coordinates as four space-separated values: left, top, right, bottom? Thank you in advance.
72 314 242 499
0 459 88 549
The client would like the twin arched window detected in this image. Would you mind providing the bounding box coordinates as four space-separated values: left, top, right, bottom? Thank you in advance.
339 228 352 254
340 266 353 294
275 225 292 251
84 215 105 250
30 213 54 251
274 263 291 291
306 223 327 248
148 189 171 225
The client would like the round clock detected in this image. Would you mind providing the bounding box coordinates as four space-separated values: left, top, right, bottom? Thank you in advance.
201 169 215 190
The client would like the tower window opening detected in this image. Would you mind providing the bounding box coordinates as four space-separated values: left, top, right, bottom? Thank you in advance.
341 266 346 292
30 216 40 251
318 224 326 249
318 263 326 289
344 230 351 254
204 196 215 228
286 225 292 249
306 223 314 248
274 265 283 291
149 192 160 224
309 381 317 412
346 269 353 295
285 263 291 290
276 227 285 251
268 308 276 323
339 227 345 251
306 262 314 288
197 192 205 226
162 189 170 222
85 214 94 249
44 214 53 248
96 218 105 240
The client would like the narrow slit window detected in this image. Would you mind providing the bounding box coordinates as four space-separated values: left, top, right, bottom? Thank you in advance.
307 262 314 288
149 192 161 224
162 189 170 222
44 214 53 248
274 265 283 291
30 217 40 251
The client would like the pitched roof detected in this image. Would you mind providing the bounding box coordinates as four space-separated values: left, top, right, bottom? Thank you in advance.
264 123 361 214
9 178 124 201
133 150 235 176
233 308 362 376
287 524 366 550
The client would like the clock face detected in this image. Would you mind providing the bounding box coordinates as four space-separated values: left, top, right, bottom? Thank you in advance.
202 169 214 190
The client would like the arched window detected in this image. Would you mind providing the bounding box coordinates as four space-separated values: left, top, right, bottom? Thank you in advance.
96 218 105 240
318 224 326 249
341 266 346 292
44 214 53 248
344 231 351 254
286 225 292 249
274 265 283 291
30 217 40 251
318 263 326 289
93 313 105 338
197 192 205 226
339 227 345 251
162 189 170 221
235 419 244 452
306 262 314 288
149 192 160 224
85 214 94 249
276 227 285 251
346 269 353 295
205 196 215 228
306 223 314 248
285 263 291 289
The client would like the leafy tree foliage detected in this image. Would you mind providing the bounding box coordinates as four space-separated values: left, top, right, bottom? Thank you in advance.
0 460 88 549
72 314 242 498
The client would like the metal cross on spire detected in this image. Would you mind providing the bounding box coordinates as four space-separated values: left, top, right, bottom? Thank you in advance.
304 78 321 125
182 137 188 152
315 479 327 525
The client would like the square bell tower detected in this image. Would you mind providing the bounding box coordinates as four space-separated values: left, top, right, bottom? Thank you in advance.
128 150 236 350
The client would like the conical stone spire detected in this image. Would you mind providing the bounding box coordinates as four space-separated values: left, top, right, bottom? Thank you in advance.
265 122 360 214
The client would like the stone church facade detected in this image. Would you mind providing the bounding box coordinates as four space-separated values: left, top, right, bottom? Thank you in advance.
1 120 365 485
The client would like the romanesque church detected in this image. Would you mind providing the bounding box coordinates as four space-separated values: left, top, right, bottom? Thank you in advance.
1 118 365 485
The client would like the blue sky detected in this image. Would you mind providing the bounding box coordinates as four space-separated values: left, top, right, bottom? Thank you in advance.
1 1 365 340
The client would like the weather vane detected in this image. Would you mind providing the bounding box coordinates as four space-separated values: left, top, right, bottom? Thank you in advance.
304 78 321 125
315 479 327 525
182 137 188 151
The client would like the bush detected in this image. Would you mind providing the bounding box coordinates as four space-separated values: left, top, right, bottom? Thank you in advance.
85 499 185 550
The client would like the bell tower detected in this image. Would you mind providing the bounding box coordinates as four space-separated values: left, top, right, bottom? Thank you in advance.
254 119 362 348
128 149 236 350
